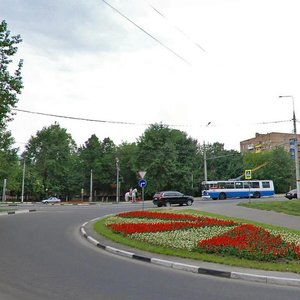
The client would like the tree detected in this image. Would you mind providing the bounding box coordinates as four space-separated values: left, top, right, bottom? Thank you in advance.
0 20 23 131
116 142 138 195
200 142 243 181
243 147 294 193
135 124 199 196
0 130 19 197
0 20 23 198
24 123 79 199
78 135 117 198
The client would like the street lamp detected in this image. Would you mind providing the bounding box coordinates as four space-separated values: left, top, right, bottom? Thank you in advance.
279 95 300 198
89 169 93 202
203 122 211 184
116 158 120 203
21 159 25 203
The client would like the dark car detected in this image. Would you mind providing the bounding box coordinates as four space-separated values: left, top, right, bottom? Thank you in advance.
285 189 297 200
153 191 194 207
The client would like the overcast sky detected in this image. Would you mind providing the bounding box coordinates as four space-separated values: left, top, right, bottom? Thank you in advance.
2 0 300 152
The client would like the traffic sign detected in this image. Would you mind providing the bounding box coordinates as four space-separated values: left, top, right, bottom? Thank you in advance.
138 171 147 179
138 179 147 188
245 169 252 180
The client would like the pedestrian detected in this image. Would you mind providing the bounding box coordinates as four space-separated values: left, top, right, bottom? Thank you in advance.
125 191 130 202
132 188 137 202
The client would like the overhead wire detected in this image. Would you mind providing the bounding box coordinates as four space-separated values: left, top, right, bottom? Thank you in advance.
13 108 294 128
147 2 206 52
12 108 189 128
101 0 191 65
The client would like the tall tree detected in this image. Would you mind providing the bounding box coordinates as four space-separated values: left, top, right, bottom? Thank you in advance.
243 147 294 193
24 123 79 199
79 135 117 198
200 142 243 181
135 124 199 196
116 141 138 194
0 20 23 197
0 20 23 131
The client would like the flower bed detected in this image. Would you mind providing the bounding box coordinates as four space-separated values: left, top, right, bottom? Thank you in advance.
105 210 300 261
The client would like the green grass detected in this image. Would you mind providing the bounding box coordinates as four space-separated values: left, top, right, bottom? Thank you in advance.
93 208 300 273
238 199 300 216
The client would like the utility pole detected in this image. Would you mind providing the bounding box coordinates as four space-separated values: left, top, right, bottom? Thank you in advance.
203 122 211 184
2 179 7 202
89 169 93 202
21 159 25 203
116 158 120 203
203 141 207 183
279 95 300 198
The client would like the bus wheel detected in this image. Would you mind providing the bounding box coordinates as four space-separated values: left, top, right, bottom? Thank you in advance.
219 193 226 200
253 191 261 198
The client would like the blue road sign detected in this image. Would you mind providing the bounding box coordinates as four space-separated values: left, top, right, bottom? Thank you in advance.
138 179 147 188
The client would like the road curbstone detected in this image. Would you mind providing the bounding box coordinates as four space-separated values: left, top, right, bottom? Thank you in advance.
0 209 36 216
80 219 300 288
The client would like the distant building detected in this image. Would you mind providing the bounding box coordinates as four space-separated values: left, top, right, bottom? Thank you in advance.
240 132 300 157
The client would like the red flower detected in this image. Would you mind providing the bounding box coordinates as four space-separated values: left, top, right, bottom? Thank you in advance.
198 224 299 261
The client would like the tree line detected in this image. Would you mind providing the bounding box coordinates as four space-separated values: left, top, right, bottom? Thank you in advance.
0 20 295 201
0 122 295 201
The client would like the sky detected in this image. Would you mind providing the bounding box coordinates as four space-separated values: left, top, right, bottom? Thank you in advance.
1 0 300 152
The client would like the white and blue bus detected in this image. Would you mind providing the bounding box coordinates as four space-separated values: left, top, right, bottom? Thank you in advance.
201 180 274 200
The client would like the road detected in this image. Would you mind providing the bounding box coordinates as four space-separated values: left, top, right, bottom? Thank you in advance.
0 201 299 299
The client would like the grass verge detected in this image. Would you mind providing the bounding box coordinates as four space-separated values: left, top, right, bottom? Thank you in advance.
93 208 300 273
238 199 300 216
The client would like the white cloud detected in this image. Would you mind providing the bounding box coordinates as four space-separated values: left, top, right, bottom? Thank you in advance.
2 0 300 152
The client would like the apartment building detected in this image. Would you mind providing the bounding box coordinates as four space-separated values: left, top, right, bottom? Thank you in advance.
240 132 300 156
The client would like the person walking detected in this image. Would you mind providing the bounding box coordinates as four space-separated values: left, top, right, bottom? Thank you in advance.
131 188 137 202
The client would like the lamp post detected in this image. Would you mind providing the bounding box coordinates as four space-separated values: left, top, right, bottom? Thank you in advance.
116 158 120 203
279 95 300 198
89 169 93 202
21 159 25 203
203 122 211 184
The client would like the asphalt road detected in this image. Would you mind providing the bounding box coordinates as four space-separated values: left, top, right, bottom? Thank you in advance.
0 201 300 299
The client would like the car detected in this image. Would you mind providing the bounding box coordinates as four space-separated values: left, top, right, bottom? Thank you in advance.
285 189 297 200
153 191 194 207
41 197 61 204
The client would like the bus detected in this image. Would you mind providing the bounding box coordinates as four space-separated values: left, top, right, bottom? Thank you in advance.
201 180 274 200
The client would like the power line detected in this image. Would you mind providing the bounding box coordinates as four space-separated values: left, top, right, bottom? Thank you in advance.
256 119 292 125
12 108 189 127
13 108 294 129
147 2 206 52
101 0 191 65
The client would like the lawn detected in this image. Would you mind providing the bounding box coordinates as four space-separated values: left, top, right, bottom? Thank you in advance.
238 199 300 216
94 208 300 273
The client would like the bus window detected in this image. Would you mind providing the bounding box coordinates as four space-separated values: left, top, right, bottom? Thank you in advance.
225 182 234 189
243 182 250 188
235 182 243 189
262 181 270 188
217 182 226 189
252 181 260 188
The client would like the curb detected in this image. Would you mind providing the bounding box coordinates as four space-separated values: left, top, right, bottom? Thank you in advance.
0 209 37 216
80 220 300 288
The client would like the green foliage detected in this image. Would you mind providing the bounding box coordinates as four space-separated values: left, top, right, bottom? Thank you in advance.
116 142 138 194
135 124 198 197
78 135 117 195
0 20 23 198
242 147 294 193
24 123 78 199
0 20 23 131
199 142 243 181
